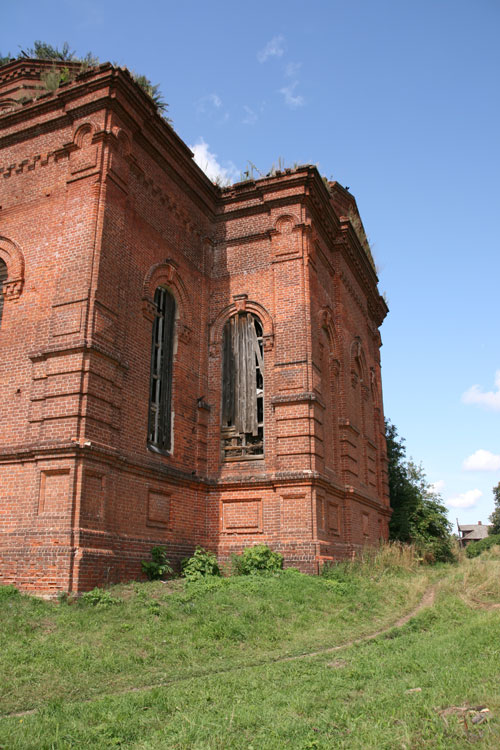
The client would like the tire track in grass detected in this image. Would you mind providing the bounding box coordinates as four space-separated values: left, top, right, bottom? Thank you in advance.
2 585 436 719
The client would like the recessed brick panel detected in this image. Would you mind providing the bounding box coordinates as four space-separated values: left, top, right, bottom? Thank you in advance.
147 490 171 528
222 499 262 533
81 472 105 522
38 469 70 514
281 493 307 534
50 302 83 337
327 500 340 535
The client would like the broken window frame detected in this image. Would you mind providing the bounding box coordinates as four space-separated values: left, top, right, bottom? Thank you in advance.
148 286 176 453
221 313 264 460
0 259 7 328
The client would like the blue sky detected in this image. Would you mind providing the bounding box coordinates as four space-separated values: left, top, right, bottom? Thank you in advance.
3 0 499 527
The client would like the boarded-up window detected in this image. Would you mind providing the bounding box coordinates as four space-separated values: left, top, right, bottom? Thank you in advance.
222 313 264 459
0 259 7 327
148 286 175 452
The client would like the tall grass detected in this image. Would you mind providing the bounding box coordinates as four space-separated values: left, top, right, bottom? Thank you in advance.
445 546 500 608
322 541 420 579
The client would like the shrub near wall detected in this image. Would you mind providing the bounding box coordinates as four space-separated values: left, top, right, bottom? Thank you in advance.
181 547 221 581
465 533 500 558
232 545 284 575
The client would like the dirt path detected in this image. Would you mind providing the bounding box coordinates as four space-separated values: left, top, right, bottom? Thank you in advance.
2 584 437 720
281 583 436 662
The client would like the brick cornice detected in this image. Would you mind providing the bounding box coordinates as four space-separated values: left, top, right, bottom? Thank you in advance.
0 63 219 219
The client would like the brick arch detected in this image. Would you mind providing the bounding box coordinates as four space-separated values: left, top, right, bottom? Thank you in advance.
111 127 131 156
318 307 341 358
369 366 379 406
0 98 17 113
274 213 300 234
0 235 25 301
350 337 368 385
210 296 274 356
73 122 95 148
142 260 192 342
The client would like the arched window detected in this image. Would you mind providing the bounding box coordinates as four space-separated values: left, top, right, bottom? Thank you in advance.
222 313 264 459
0 259 7 328
148 286 176 452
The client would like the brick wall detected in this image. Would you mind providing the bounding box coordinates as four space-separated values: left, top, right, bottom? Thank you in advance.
0 60 390 593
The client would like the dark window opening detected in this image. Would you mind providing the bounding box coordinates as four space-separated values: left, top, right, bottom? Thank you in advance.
222 313 264 459
148 286 175 452
0 259 7 328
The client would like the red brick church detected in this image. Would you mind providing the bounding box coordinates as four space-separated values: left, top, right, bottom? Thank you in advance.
0 59 390 594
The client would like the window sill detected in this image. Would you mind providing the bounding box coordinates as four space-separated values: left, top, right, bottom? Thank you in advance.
223 455 265 463
147 443 173 458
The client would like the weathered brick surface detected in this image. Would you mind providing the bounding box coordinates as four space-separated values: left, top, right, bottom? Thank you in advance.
0 61 391 593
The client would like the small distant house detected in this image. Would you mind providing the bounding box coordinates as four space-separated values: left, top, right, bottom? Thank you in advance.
457 521 491 547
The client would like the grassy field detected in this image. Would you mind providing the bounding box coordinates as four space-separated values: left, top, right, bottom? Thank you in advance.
1 548 499 749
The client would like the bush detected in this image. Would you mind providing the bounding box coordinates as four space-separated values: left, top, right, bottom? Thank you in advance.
80 587 120 607
232 544 283 575
0 584 20 600
141 546 173 580
416 536 456 564
181 547 221 581
466 533 500 558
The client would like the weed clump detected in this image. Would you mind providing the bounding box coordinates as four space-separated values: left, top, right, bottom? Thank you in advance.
181 547 221 581
80 588 121 607
141 546 173 580
232 544 284 575
0 584 20 600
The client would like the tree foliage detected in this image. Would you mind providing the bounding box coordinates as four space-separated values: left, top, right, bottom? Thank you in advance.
489 481 500 535
466 533 500 558
386 420 454 562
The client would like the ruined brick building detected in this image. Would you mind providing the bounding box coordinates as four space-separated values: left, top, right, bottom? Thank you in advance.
0 59 390 594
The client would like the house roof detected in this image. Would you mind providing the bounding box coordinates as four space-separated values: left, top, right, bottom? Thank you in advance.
459 524 490 540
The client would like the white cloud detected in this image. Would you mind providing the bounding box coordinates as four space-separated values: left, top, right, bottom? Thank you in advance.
430 479 445 493
196 93 223 115
189 138 238 184
463 449 500 472
285 61 302 77
446 489 483 509
462 370 500 411
279 81 305 109
242 105 257 125
257 35 285 63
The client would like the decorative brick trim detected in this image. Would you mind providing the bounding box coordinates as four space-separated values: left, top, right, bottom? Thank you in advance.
210 297 274 352
318 306 341 357
0 235 24 301
142 259 192 332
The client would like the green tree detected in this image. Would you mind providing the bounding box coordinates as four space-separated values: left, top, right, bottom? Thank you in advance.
489 481 500 535
386 420 454 561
